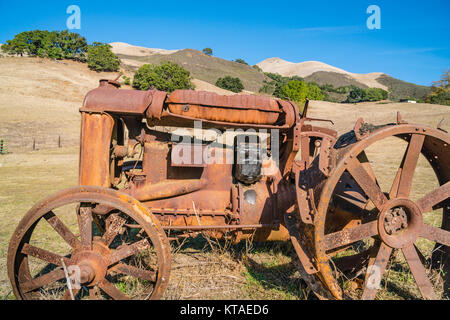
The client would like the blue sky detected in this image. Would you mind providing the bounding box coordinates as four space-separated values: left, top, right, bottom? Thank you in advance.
0 0 449 86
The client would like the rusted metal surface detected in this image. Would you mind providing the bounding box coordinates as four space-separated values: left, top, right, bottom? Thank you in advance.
314 122 450 300
81 80 155 114
8 80 450 300
79 113 114 187
127 179 207 202
166 90 281 125
8 187 171 300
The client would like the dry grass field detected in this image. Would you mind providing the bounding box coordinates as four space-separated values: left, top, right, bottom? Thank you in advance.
0 57 449 300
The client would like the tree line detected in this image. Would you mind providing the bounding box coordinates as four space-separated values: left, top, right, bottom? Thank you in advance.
1 30 120 72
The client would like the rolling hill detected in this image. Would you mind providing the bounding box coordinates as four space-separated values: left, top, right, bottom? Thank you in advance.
376 74 431 101
111 43 432 101
256 57 387 90
110 42 179 56
112 46 269 93
256 57 431 101
304 71 369 89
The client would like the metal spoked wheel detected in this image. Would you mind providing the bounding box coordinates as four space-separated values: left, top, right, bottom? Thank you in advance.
8 186 171 300
314 124 449 300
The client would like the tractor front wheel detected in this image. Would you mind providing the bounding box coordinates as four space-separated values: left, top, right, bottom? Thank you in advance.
7 186 171 300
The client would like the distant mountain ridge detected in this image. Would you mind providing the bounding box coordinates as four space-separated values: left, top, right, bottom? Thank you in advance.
256 57 387 90
110 42 431 101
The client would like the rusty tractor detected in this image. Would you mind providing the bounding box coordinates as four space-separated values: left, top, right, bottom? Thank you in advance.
8 79 450 300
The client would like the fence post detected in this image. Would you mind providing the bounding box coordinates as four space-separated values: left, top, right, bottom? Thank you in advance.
33 138 36 151
58 135 61 148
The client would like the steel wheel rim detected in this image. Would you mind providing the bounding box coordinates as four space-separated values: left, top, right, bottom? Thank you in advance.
314 124 450 300
7 186 171 300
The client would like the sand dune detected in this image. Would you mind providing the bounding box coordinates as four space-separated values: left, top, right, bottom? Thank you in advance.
257 57 388 90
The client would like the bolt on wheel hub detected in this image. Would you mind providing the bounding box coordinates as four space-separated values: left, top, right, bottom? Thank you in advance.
79 262 96 284
384 207 409 235
378 198 423 249
69 239 111 286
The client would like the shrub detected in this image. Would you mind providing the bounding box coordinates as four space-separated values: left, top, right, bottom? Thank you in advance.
202 48 213 56
265 72 285 83
307 83 325 101
87 42 120 72
54 30 88 61
319 83 334 92
264 72 307 99
122 75 131 86
365 88 388 101
273 79 325 105
234 58 248 65
216 76 244 93
345 86 367 103
335 86 352 94
345 86 388 103
259 80 276 95
1 33 28 56
133 61 194 92
279 80 309 104
253 65 263 72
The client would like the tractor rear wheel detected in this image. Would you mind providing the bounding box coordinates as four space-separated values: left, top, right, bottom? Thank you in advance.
313 124 450 300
